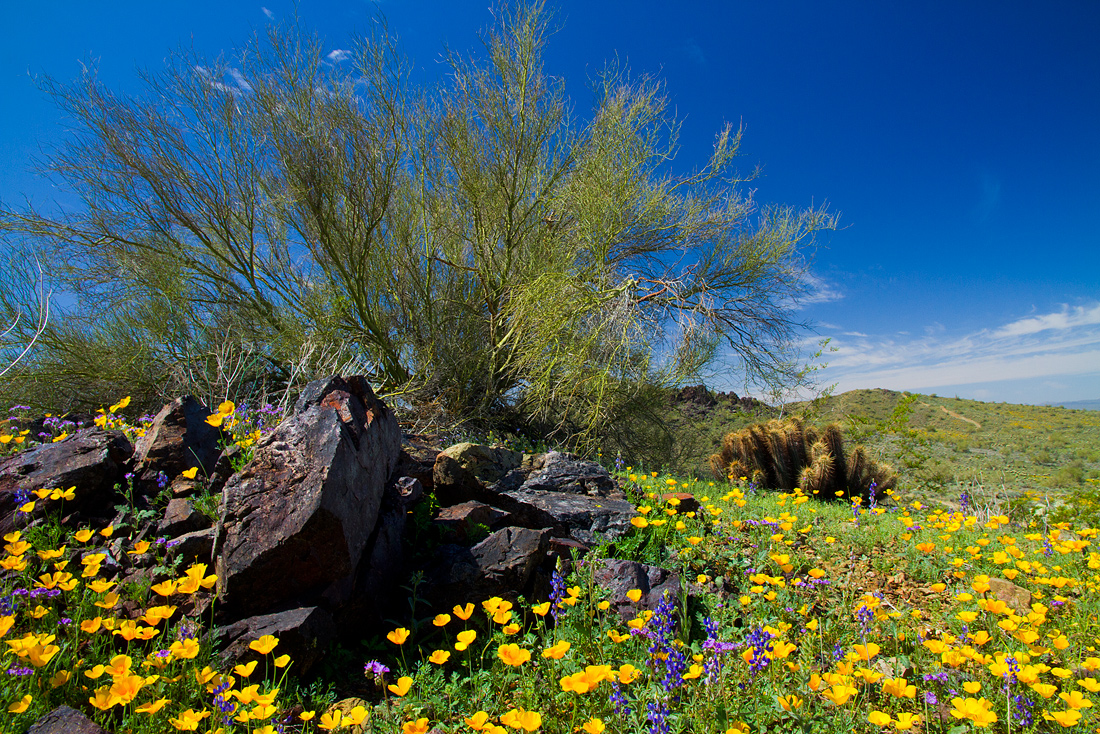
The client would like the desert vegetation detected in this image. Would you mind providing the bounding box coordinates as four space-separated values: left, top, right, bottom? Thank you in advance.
0 0 834 465
708 418 898 502
2 395 1100 733
1 1 1098 733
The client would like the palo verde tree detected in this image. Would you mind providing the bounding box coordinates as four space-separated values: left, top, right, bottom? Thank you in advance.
2 1 836 455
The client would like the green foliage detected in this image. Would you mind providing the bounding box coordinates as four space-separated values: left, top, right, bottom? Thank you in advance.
779 389 1100 508
7 427 1100 733
1 1 834 453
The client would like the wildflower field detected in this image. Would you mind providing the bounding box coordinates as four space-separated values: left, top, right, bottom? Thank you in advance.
3 400 1100 733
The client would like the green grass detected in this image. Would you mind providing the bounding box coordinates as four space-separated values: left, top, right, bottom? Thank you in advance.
4 397 1100 733
663 388 1100 508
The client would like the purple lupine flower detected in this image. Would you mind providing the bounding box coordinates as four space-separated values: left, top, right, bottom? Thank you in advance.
549 568 566 623
648 593 687 692
1013 693 1035 726
744 626 774 676
211 679 236 725
646 700 670 734
1002 655 1020 688
609 681 631 717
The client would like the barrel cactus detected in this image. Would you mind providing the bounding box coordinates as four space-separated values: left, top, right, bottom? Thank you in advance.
709 418 896 502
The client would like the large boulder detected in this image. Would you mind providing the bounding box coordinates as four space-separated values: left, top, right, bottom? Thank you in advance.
515 451 617 497
216 376 401 617
593 559 683 621
0 428 132 534
131 396 222 495
216 606 337 677
422 526 551 608
27 705 109 734
501 489 635 546
432 443 522 505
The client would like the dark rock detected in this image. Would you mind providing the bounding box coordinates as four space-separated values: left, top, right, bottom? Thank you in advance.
674 384 718 408
168 527 217 565
217 375 401 617
661 492 699 513
337 478 422 634
434 501 513 541
395 435 442 492
423 527 551 607
0 428 132 534
26 704 109 734
158 497 211 538
515 451 617 497
392 476 424 505
592 559 682 621
216 606 336 677
490 468 528 494
502 489 636 545
132 396 222 496
204 444 242 497
169 478 202 498
432 443 523 506
548 537 590 561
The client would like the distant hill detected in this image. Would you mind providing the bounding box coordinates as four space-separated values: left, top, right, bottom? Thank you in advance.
664 387 1100 502
1047 399 1100 412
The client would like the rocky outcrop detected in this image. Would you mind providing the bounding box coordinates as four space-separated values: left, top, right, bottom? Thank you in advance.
0 428 132 533
0 377 662 683
27 705 109 734
216 376 402 618
216 606 337 677
423 527 551 608
593 559 683 620
671 384 762 413
132 395 222 495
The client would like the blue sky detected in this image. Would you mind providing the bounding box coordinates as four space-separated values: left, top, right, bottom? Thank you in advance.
2 1 1097 405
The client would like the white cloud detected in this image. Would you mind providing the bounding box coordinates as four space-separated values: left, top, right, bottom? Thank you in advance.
797 272 843 307
226 68 253 93
327 49 352 63
991 302 1100 338
262 6 274 19
818 302 1100 397
194 65 252 96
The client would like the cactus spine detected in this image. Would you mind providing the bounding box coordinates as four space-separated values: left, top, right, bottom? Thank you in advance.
711 419 897 502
